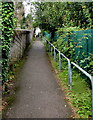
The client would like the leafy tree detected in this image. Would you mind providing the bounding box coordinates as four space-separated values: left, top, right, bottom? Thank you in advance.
33 2 93 34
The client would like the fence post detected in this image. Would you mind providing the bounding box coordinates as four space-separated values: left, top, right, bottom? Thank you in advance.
54 48 56 61
68 60 72 89
59 51 62 71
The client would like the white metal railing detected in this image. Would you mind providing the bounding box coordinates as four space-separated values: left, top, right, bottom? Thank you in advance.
45 39 93 118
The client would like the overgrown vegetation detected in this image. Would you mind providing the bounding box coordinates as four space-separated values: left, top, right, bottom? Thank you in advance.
53 27 80 60
33 2 93 76
48 53 92 118
1 1 93 118
33 2 93 35
53 27 93 76
43 29 92 118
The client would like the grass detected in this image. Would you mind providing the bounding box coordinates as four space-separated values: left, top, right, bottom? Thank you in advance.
48 52 92 118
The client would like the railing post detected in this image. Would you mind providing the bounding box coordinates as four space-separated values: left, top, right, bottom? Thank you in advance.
48 43 50 52
46 40 48 52
54 48 56 61
51 46 52 56
68 60 72 90
59 51 62 71
49 44 51 52
44 38 46 43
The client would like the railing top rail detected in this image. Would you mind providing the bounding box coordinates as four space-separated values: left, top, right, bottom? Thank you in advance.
60 53 69 61
55 48 58 52
47 40 69 61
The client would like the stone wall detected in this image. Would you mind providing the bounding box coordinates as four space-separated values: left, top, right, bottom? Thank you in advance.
9 29 34 65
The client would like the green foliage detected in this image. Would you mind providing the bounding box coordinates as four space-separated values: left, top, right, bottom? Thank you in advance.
1 2 15 84
72 93 91 117
20 17 26 29
40 2 93 117
21 14 33 29
52 27 93 76
53 27 80 60
49 56 92 118
33 2 93 33
34 2 93 75
80 53 93 75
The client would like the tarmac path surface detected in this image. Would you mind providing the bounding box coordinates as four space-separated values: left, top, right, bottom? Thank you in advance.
6 37 72 118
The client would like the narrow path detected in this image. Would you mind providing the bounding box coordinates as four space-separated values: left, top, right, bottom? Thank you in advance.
6 37 72 118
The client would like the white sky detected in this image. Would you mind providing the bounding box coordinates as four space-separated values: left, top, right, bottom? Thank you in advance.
23 0 36 18
23 1 31 17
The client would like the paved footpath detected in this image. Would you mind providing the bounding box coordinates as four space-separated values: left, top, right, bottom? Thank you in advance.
6 37 72 118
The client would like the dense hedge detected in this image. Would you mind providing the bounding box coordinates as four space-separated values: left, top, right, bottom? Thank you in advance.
53 27 93 76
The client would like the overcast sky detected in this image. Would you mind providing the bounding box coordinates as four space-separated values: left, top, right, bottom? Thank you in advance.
23 1 31 17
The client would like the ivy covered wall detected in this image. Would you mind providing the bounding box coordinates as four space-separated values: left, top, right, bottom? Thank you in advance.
2 2 14 84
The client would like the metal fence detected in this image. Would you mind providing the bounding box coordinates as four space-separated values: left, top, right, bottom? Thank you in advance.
45 29 93 71
45 39 93 118
54 29 93 69
70 29 93 67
